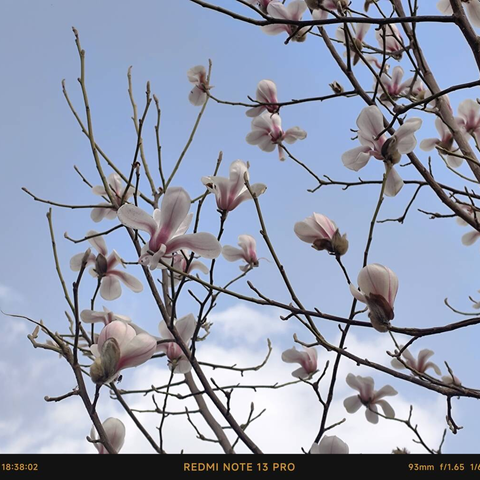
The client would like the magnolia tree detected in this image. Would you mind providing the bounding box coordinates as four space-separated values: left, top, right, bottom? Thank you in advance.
16 0 480 454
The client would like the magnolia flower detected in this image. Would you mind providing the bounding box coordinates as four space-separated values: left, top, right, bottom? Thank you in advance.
248 0 275 15
281 346 318 379
169 249 209 284
201 160 267 212
294 213 348 256
335 23 371 65
391 347 441 375
378 66 414 101
342 105 422 197
310 435 349 454
349 263 398 332
457 205 480 246
70 233 143 301
343 373 397 424
246 112 307 160
309 0 348 19
246 79 280 117
90 417 126 454
437 0 480 28
158 314 196 374
90 172 134 223
222 235 260 271
90 321 157 384
187 65 210 106
457 98 480 143
118 187 221 270
81 306 131 326
420 117 462 168
375 24 403 58
262 0 310 42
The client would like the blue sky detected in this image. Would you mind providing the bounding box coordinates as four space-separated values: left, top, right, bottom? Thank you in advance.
1 0 480 453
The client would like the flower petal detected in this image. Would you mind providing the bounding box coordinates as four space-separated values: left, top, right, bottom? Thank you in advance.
384 166 404 197
100 276 122 301
117 205 157 236
284 126 307 144
341 146 371 171
374 384 398 400
189 87 207 106
166 232 221 259
87 231 108 256
365 404 379 424
101 418 126 454
157 187 191 242
109 270 143 293
222 245 246 262
118 333 157 369
467 0 480 28
462 230 480 246
314 435 349 454
343 395 362 413
419 138 439 152
375 399 395 418
176 313 197 343
349 283 367 304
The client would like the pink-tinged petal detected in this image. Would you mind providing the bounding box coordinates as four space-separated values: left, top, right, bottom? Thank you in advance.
246 106 265 118
356 23 371 42
467 0 480 27
173 213 193 238
100 276 122 301
157 187 191 242
222 245 246 262
343 395 362 413
92 185 107 196
90 344 100 358
246 129 267 146
294 219 321 243
109 270 143 293
266 1 289 19
357 106 384 142
341 146 371 171
424 361 442 375
101 418 126 454
238 234 257 258
391 66 404 88
256 79 278 104
358 264 398 307
284 126 307 144
229 183 267 210
419 138 439 152
394 118 422 154
81 309 107 324
312 213 337 238
312 435 349 454
112 313 132 323
173 358 192 374
365 404 379 424
153 209 162 226
189 86 207 106
176 313 197 343
346 373 365 393
282 347 307 364
117 205 157 236
458 98 480 123
166 232 221 259
349 283 367 304
261 24 288 36
375 399 395 418
401 348 416 365
118 333 157 369
158 320 174 341
312 8 328 20
107 250 122 270
98 321 136 351
188 260 210 275
374 385 398 400
287 0 307 19
70 251 96 271
86 230 108 256
335 26 346 43
187 65 206 84
90 205 110 223
291 366 310 379
229 160 250 198
437 0 453 14
384 166 404 198
107 173 123 196
349 374 375 400
462 230 480 245
416 348 435 369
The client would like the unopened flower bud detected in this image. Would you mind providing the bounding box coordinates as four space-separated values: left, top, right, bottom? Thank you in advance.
331 230 349 256
365 292 394 332
95 253 108 277
381 136 401 164
81 248 92 267
329 81 344 94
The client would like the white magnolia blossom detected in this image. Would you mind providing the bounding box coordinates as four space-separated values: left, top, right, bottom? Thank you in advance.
248 0 275 13
342 105 422 197
90 417 126 454
201 160 267 212
294 212 348 256
118 187 221 270
437 0 480 27
70 233 143 301
456 204 480 246
375 24 404 57
310 0 348 19
281 346 318 379
80 306 131 326
222 234 260 271
391 347 442 375
343 373 397 424
246 79 280 117
187 65 209 106
350 263 398 332
262 0 310 42
310 435 349 454
457 98 480 143
420 117 462 168
90 172 134 223
335 23 371 65
442 374 462 386
378 66 414 101
158 314 196 374
246 112 307 160
169 249 209 285
90 321 157 384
